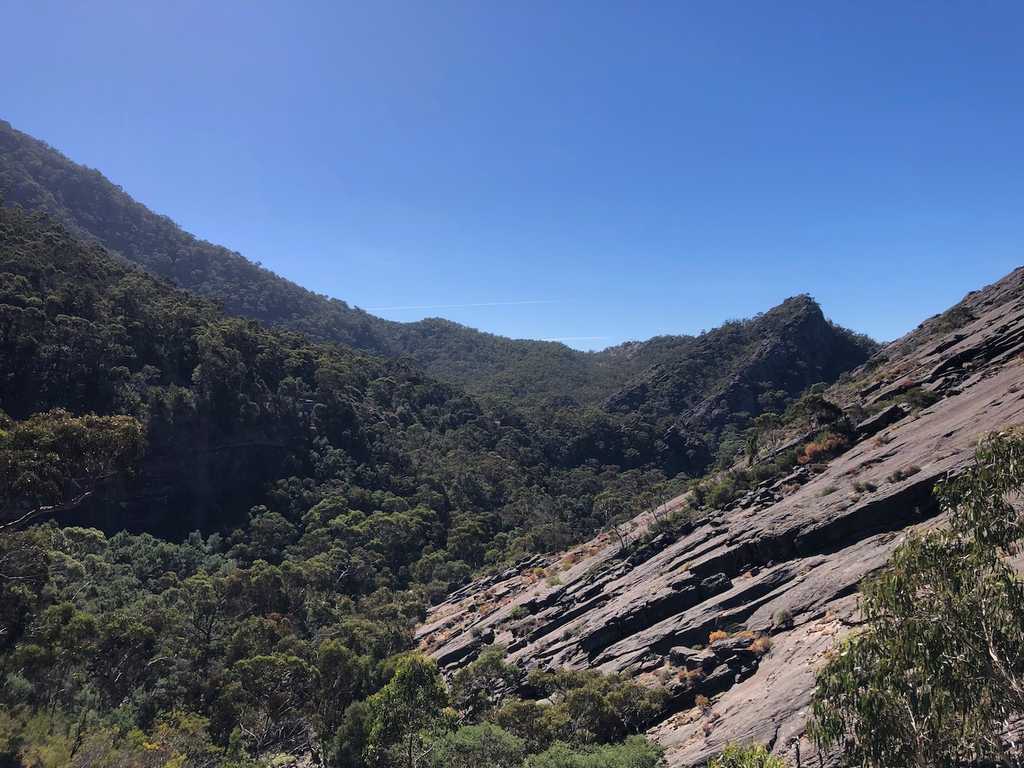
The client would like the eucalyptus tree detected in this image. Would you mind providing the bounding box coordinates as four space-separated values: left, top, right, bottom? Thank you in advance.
811 433 1024 767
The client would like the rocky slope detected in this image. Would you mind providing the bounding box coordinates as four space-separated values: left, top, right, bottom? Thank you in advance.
416 266 1024 766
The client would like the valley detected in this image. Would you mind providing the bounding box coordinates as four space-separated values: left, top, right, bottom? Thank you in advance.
1 117 1022 768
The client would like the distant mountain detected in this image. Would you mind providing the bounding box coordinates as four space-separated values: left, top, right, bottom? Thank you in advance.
604 295 874 435
0 118 877 463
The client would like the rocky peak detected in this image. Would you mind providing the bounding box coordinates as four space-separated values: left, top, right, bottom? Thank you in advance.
604 295 876 461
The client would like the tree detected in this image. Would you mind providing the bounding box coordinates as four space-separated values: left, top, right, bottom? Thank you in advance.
366 653 449 768
746 412 783 464
424 723 525 768
449 645 522 722
810 433 1024 767
0 526 49 650
161 573 233 679
524 668 667 745
787 389 843 431
594 492 631 554
331 700 373 768
491 699 563 755
0 409 144 531
232 653 318 754
317 640 373 746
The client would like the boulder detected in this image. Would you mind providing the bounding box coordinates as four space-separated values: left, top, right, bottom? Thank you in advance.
668 646 716 671
699 572 732 596
855 403 910 439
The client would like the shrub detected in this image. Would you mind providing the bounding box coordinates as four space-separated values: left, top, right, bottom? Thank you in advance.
524 736 664 768
450 645 523 723
797 433 849 465
709 743 786 768
931 305 976 335
509 605 530 621
521 668 667 743
885 465 921 484
771 608 794 631
900 386 940 410
425 723 525 768
677 667 704 685
874 432 893 446
708 630 729 643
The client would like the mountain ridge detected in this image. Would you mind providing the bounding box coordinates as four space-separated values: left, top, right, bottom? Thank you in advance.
0 118 876 417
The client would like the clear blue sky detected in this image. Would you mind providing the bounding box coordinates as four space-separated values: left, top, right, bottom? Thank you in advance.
4 1 1023 349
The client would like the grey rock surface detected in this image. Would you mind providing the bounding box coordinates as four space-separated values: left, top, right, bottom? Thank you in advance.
417 267 1024 766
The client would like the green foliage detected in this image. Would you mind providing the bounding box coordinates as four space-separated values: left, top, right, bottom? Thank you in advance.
0 203 677 578
709 743 785 768
520 668 668 745
450 644 523 721
330 701 373 768
930 304 976 336
1 118 875 477
0 707 257 768
232 653 318 753
366 654 449 767
523 736 664 768
898 386 940 411
424 723 526 768
0 408 144 528
0 128 876 768
810 433 1024 767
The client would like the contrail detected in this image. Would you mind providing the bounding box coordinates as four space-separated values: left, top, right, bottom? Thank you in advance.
540 336 610 342
366 299 559 311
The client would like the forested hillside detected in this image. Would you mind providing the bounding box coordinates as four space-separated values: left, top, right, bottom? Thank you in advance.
0 204 691 765
0 119 876 419
1 204 697 562
0 121 881 767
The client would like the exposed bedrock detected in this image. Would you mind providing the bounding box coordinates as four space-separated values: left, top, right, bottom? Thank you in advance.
417 267 1024 766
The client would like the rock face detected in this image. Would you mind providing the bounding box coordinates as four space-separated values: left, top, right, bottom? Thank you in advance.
417 266 1024 766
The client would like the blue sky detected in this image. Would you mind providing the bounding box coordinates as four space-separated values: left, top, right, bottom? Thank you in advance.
4 1 1023 349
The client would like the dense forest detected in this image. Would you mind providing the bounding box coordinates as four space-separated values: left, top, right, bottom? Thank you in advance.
0 204 697 573
0 204 699 765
